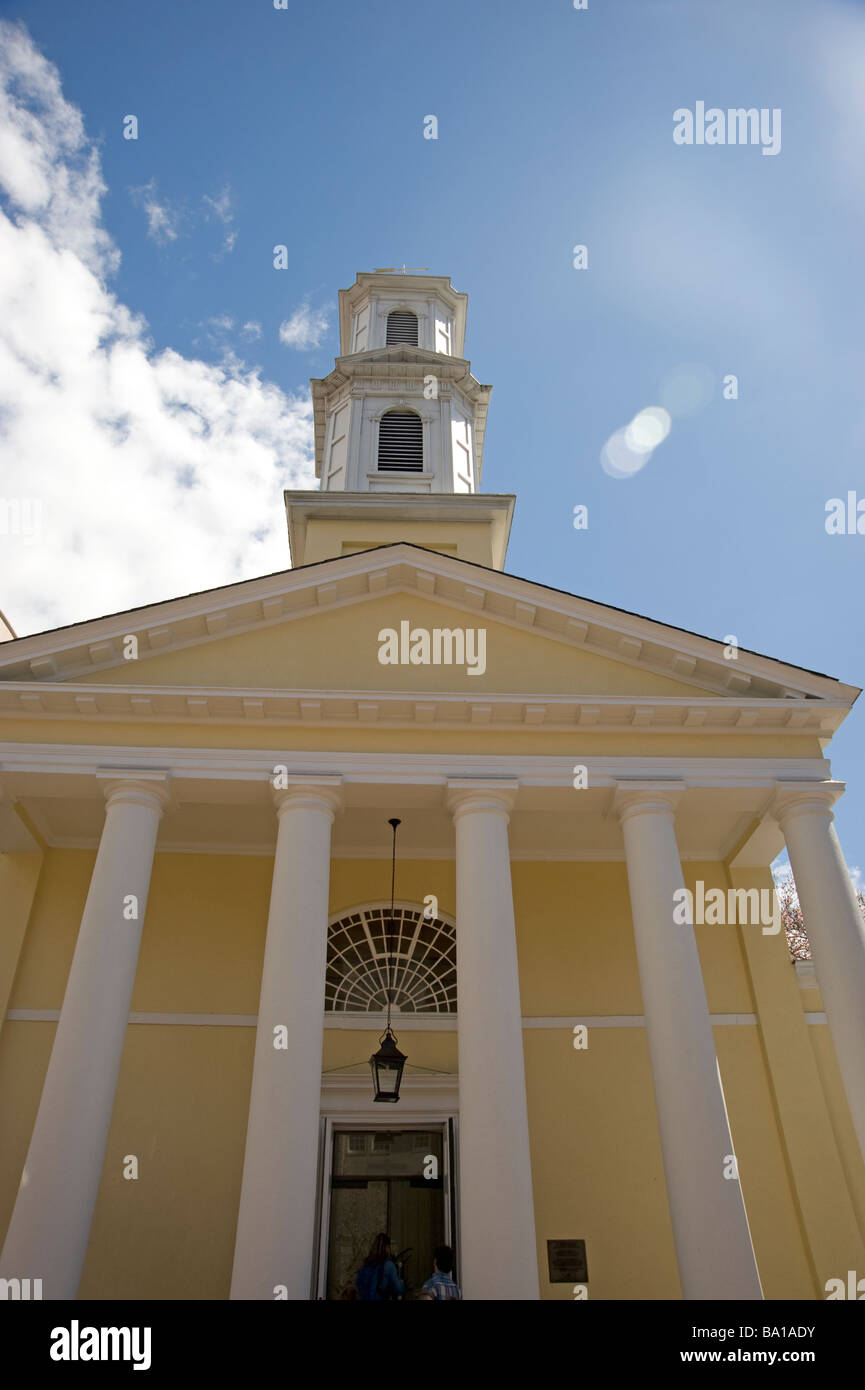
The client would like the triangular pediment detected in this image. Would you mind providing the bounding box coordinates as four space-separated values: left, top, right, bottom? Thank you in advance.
0 546 856 734
63 592 714 697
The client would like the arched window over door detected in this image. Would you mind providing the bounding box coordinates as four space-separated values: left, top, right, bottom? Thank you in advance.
377 409 423 471
325 903 457 1013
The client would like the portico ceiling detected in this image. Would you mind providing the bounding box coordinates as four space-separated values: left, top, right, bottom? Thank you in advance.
0 748 824 863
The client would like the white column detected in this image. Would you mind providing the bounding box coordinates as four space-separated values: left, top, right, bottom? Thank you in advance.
447 779 539 1300
230 777 342 1301
772 782 865 1165
615 784 762 1301
0 774 168 1300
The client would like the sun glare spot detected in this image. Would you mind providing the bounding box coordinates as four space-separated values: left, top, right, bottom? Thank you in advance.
624 406 671 454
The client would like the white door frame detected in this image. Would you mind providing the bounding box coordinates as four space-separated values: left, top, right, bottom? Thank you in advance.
315 1073 459 1300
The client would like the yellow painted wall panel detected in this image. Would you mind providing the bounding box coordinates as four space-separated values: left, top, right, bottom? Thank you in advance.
8 849 93 1009
77 1024 254 1300
0 1021 56 1247
67 593 715 698
808 1026 865 1248
713 1027 815 1299
322 1030 457 1076
328 858 455 921
524 1027 680 1300
130 854 271 1014
686 863 757 1014
0 852 43 1036
303 519 495 567
512 862 643 1016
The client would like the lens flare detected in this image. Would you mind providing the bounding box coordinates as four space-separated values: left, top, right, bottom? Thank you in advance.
601 427 649 479
624 406 671 454
601 406 672 479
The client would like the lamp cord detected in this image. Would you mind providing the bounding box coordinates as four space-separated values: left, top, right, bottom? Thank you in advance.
386 818 400 1033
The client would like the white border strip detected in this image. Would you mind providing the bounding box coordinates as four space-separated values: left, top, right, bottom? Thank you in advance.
5 1009 827 1027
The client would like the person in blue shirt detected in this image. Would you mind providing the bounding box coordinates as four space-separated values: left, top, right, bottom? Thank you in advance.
355 1233 405 1301
422 1245 462 1300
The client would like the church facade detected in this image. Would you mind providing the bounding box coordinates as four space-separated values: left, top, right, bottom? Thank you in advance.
1 269 865 1301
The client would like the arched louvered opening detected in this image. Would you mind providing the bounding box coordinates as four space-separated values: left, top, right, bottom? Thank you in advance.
325 904 457 1013
386 310 418 345
377 409 423 472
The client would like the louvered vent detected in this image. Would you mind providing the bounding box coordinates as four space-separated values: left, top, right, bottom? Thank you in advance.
377 410 423 471
386 311 418 345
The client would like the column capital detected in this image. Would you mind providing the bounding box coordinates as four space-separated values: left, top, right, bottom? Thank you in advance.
96 772 172 816
271 774 343 819
768 780 844 829
613 780 685 826
446 778 518 821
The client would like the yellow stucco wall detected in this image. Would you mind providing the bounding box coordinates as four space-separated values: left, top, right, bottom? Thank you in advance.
1 845 863 1299
0 851 42 1033
301 519 497 568
67 595 726 696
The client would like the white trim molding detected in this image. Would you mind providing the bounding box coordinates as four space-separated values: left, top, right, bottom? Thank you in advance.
0 743 834 786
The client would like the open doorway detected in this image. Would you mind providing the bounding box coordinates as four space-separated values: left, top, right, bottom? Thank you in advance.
323 1126 454 1300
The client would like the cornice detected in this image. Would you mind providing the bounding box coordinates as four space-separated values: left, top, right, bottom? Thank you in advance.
310 352 490 476
320 348 486 386
0 546 855 709
0 683 844 735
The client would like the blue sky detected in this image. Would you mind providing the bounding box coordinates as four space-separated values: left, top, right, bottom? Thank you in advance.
0 0 863 871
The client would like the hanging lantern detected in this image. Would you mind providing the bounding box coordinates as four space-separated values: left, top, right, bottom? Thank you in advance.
369 818 408 1102
370 1028 407 1103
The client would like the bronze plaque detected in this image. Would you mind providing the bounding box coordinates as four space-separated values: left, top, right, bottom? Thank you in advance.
547 1239 588 1283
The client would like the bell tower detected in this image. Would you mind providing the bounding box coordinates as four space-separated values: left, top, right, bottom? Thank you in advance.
284 269 515 570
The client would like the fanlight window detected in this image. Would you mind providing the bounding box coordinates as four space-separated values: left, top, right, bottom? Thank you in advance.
386 310 418 345
325 905 457 1013
377 409 423 471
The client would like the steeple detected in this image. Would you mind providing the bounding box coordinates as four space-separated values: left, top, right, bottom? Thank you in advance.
284 269 514 570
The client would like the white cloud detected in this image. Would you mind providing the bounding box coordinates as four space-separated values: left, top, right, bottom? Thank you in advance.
0 23 117 276
203 184 236 256
203 185 233 223
129 179 238 255
279 301 329 350
129 178 180 244
0 20 316 637
194 315 264 361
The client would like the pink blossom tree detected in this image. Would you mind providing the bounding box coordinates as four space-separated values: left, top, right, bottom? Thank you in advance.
774 869 865 961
